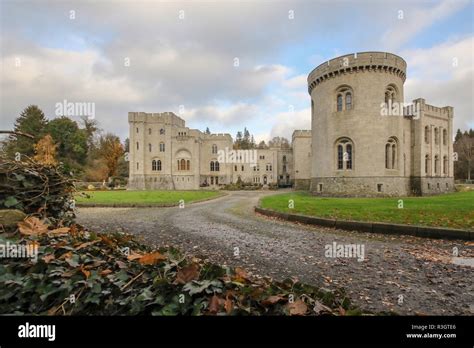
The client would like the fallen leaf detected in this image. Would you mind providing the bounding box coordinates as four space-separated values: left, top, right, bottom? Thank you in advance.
100 235 115 247
81 267 91 279
262 295 285 305
224 297 233 314
287 299 307 316
17 217 48 236
127 251 143 261
42 254 55 263
75 239 100 250
233 267 249 282
208 294 220 314
59 251 72 260
100 269 113 276
138 252 167 265
175 263 200 284
312 300 332 314
48 227 70 235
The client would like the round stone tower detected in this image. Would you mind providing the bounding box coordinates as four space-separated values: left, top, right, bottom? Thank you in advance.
308 52 410 196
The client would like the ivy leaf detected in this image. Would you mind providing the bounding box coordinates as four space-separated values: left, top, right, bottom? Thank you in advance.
183 280 221 295
4 196 19 208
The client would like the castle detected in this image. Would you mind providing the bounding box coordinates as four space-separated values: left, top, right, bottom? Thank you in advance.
127 112 305 190
129 51 454 196
308 52 454 196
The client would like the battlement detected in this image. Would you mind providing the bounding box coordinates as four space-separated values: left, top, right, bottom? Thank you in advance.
202 133 233 141
292 130 312 140
411 98 453 119
128 112 185 127
308 52 407 94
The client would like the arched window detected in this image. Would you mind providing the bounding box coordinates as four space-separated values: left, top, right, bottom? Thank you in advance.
186 160 190 170
385 144 391 169
210 161 215 171
180 159 186 171
212 144 217 154
337 94 343 112
425 155 430 175
345 93 352 110
282 155 287 162
336 86 353 112
149 143 152 152
346 144 352 169
443 129 447 145
434 128 439 145
336 138 353 170
157 160 162 171
136 142 139 150
443 156 448 175
392 143 396 169
337 144 343 170
159 143 165 152
424 126 430 144
384 85 397 107
215 161 220 171
152 160 157 171
148 128 152 135
434 155 439 175
385 137 397 169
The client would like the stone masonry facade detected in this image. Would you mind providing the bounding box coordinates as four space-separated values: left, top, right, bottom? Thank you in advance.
129 52 454 196
308 51 454 196
128 112 301 190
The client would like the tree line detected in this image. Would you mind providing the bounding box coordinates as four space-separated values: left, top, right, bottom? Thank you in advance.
1 105 128 182
204 126 290 150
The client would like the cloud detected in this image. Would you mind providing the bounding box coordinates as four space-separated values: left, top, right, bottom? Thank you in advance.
0 0 472 142
270 108 311 141
381 0 469 50
403 36 474 131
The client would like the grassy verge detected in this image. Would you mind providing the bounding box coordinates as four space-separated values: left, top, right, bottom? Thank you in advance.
260 191 474 230
75 190 224 206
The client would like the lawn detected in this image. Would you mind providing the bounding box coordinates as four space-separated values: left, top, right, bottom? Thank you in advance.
75 190 223 206
260 191 474 230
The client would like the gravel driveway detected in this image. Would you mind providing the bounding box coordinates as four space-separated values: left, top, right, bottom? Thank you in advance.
76 190 474 315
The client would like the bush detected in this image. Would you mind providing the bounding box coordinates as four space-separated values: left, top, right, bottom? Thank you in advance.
0 156 76 225
0 224 359 316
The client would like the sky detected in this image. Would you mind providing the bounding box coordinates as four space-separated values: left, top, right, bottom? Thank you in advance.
1 0 473 143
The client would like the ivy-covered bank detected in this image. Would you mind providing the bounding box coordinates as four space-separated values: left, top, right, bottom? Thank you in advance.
0 157 367 316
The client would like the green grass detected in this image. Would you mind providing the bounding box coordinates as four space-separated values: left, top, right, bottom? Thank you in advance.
260 191 474 230
75 190 223 206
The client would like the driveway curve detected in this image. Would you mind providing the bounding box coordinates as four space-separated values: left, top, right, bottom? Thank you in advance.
76 190 474 315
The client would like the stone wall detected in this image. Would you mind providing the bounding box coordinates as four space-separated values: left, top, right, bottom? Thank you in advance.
310 177 411 197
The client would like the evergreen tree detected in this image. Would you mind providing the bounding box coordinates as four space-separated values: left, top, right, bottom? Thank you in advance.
250 135 256 149
235 131 243 149
5 105 48 157
46 117 88 172
455 129 463 142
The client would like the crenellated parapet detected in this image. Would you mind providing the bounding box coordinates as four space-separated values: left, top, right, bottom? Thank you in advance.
307 52 407 94
128 112 185 127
